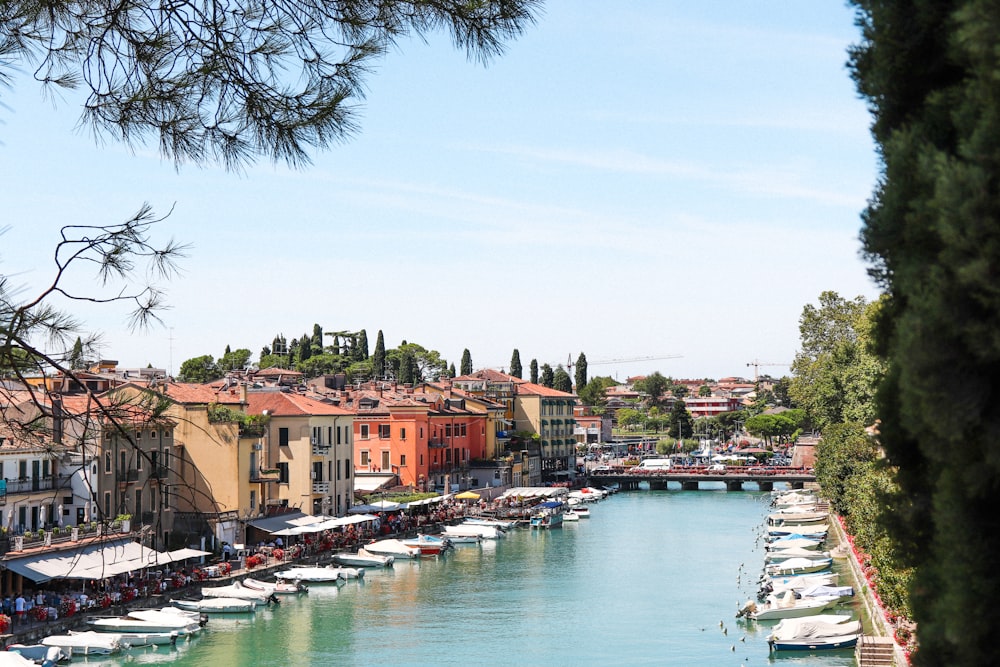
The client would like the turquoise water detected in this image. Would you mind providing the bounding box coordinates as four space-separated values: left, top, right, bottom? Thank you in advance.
74 487 858 666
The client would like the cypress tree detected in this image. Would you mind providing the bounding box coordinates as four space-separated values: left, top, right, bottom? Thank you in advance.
530 359 539 384
574 352 588 391
510 349 522 378
540 363 553 388
460 349 472 376
357 329 369 360
448 363 457 378
553 366 571 393
373 330 386 379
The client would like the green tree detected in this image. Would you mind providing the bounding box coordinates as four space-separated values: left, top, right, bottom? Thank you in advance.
460 349 473 376
510 349 523 379
398 348 415 385
553 366 572 393
178 355 220 383
540 363 554 388
219 348 252 373
356 330 369 360
849 2 1000 661
372 330 386 380
69 337 86 370
616 407 642 431
789 292 884 430
698 384 711 397
311 324 324 356
529 359 539 384
634 371 669 405
578 376 617 407
574 352 588 391
448 363 457 378
668 399 692 440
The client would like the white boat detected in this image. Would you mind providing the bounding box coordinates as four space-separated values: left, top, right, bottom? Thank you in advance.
446 524 504 540
401 533 451 556
796 584 854 602
363 539 422 559
766 573 840 597
530 501 564 529
334 548 395 567
275 565 362 582
768 616 863 652
767 512 828 526
0 652 44 667
5 644 68 666
116 609 205 634
73 629 180 647
766 556 834 576
765 547 832 563
201 580 273 602
441 532 481 543
737 591 841 621
766 537 825 551
90 615 201 636
568 506 591 518
172 597 257 613
41 631 121 656
243 577 308 594
463 518 515 530
563 511 580 522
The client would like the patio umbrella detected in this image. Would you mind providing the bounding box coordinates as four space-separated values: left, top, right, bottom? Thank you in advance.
83 502 90 523
455 491 480 500
6 508 12 532
58 504 64 526
39 505 46 528
369 500 402 510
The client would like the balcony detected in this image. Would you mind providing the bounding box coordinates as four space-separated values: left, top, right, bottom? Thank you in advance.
0 474 71 497
250 468 281 483
116 469 140 484
149 466 170 480
140 511 156 525
312 481 330 494
312 445 332 457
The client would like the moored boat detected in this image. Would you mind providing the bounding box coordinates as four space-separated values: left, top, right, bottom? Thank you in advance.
445 524 504 540
5 644 68 666
41 631 121 656
363 539 422 559
274 565 357 582
529 501 565 529
767 616 863 652
201 579 274 602
333 548 394 567
737 591 841 621
401 533 452 556
243 577 308 594
766 556 834 576
172 597 257 613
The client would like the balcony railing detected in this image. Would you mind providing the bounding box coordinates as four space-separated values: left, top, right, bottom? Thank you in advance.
312 481 330 494
0 474 73 496
149 466 169 480
116 469 140 483
250 468 281 483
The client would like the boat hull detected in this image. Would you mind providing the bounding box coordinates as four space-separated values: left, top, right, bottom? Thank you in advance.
770 634 860 651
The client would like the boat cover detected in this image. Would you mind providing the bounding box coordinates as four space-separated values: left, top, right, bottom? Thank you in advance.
771 620 862 641
798 585 853 599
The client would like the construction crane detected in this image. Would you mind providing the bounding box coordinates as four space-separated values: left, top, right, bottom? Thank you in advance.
746 359 790 382
564 354 682 373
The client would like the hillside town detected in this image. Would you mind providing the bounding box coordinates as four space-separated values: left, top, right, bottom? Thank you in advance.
0 360 777 586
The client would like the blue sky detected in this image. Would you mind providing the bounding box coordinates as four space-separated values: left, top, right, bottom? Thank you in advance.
1 1 879 382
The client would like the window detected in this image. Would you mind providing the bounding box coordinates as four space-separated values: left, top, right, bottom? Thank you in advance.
42 460 50 477
420 427 424 438
420 454 424 466
250 490 256 510
460 424 467 437
278 428 289 447
19 460 27 479
360 424 370 440
135 489 143 516
135 451 142 471
119 449 126 473
378 424 390 439
345 464 350 479
277 462 289 484
337 460 341 480
381 450 390 470
360 451 370 466
150 430 157 439
400 427 406 440
400 454 406 467
446 424 452 438
103 492 111 518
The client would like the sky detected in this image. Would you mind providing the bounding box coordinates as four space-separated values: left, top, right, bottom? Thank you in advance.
1 1 880 384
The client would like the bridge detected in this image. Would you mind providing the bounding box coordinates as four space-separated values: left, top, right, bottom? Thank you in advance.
587 467 816 492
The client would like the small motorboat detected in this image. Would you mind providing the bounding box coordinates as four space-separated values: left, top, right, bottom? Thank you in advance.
201 579 273 602
243 577 308 594
737 591 841 621
768 615 863 652
172 597 257 613
333 548 394 568
73 629 180 647
5 644 68 666
363 539 422 559
401 534 452 556
568 506 591 518
275 565 361 582
41 631 121 656
766 556 834 576
444 524 504 540
563 511 580 522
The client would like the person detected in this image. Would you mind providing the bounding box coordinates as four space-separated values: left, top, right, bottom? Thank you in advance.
275 536 283 548
222 542 232 561
14 593 25 624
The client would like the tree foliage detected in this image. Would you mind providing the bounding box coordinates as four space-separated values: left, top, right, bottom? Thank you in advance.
1 0 542 169
848 2 1000 662
460 349 472 376
668 399 692 439
509 349 522 379
539 363 553 388
552 365 571 393
574 352 588 391
529 359 538 384
789 292 885 430
634 371 669 405
578 376 617 407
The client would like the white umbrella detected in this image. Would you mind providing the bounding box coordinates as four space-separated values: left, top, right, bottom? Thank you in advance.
58 504 64 526
6 508 12 532
83 502 90 523
39 505 46 528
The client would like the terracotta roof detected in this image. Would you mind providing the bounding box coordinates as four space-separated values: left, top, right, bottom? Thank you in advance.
156 382 245 405
452 368 526 384
515 382 576 398
255 367 303 377
245 391 351 417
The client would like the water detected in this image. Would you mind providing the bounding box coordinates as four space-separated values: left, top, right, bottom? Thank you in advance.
74 487 859 666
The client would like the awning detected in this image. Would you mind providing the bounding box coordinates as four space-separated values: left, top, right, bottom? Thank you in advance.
247 511 320 534
3 540 153 583
353 475 396 492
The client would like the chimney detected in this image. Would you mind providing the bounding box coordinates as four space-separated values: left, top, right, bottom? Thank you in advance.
51 396 64 445
240 383 248 403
